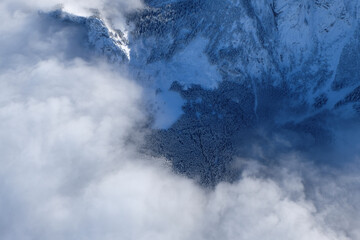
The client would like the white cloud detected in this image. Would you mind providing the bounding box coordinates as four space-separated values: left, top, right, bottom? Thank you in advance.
0 0 143 17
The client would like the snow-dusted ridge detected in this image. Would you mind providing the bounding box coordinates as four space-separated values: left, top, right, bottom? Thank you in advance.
48 2 360 116
49 9 130 63
47 1 360 185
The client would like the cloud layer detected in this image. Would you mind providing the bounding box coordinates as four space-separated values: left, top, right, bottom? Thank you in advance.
0 1 359 240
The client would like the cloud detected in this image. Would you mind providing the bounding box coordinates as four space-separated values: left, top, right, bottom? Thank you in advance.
0 1 359 240
0 0 143 35
0 0 143 17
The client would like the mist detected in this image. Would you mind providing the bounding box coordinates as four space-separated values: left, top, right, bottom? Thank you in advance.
0 1 360 240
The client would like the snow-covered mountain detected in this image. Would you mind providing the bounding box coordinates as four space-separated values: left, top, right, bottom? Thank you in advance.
50 0 360 185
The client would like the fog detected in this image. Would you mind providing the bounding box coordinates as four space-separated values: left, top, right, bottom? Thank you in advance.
0 1 359 240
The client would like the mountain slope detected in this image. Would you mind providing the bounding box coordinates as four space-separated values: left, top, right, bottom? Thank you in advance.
50 0 360 185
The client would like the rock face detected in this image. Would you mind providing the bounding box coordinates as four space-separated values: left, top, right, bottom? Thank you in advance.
130 0 359 109
50 1 360 186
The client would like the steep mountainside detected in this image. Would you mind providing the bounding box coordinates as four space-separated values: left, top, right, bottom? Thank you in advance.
51 0 360 185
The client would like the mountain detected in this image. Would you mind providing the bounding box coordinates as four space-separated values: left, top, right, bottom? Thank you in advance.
51 0 360 186
50 9 130 63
